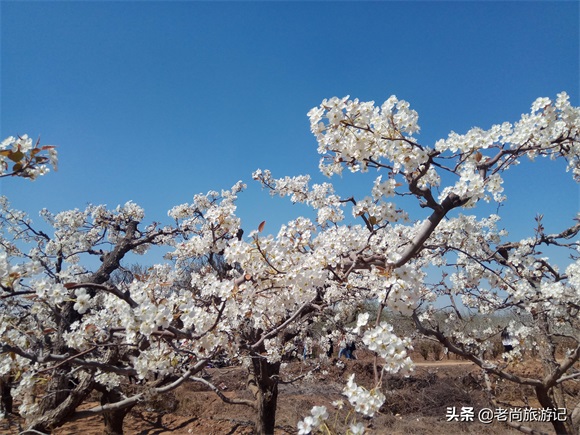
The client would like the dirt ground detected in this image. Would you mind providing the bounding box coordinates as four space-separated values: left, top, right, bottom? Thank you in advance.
1 351 574 435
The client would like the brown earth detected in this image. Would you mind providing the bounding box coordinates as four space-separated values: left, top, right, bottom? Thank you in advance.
1 352 573 435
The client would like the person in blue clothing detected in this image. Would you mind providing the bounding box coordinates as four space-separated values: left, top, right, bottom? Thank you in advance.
346 341 356 360
339 339 356 360
338 337 348 359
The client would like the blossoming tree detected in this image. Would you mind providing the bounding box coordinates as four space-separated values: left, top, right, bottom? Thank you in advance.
249 92 579 435
0 181 248 433
410 211 580 435
1 91 579 435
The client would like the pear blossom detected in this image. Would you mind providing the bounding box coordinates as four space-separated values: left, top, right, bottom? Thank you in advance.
2 93 580 434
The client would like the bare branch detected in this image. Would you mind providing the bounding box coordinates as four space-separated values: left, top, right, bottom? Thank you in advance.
191 376 255 408
73 359 209 417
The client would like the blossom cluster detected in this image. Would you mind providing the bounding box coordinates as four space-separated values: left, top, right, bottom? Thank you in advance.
252 169 344 226
297 403 366 435
308 95 423 177
362 322 414 375
297 405 329 434
343 374 386 417
0 135 57 179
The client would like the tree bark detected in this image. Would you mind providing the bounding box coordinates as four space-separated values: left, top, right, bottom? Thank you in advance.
26 371 94 433
37 367 73 420
535 312 576 435
0 375 12 414
534 385 571 435
249 357 280 435
98 386 134 435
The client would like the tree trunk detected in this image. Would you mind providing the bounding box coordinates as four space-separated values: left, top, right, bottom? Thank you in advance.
534 312 575 435
535 385 571 435
26 371 94 433
0 375 12 414
38 368 70 411
249 357 280 435
570 402 580 433
36 303 79 424
99 387 134 435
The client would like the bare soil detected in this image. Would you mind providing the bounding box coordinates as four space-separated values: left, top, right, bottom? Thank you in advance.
2 351 574 435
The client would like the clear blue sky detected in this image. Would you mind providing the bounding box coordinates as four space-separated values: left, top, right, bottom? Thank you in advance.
1 1 579 266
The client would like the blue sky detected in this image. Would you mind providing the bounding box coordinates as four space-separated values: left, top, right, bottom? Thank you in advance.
1 1 579 267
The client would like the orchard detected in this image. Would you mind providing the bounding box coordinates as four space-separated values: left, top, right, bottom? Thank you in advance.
1 93 579 435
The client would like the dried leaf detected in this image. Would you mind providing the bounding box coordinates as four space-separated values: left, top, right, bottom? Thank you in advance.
258 220 266 233
7 150 24 163
376 266 392 277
